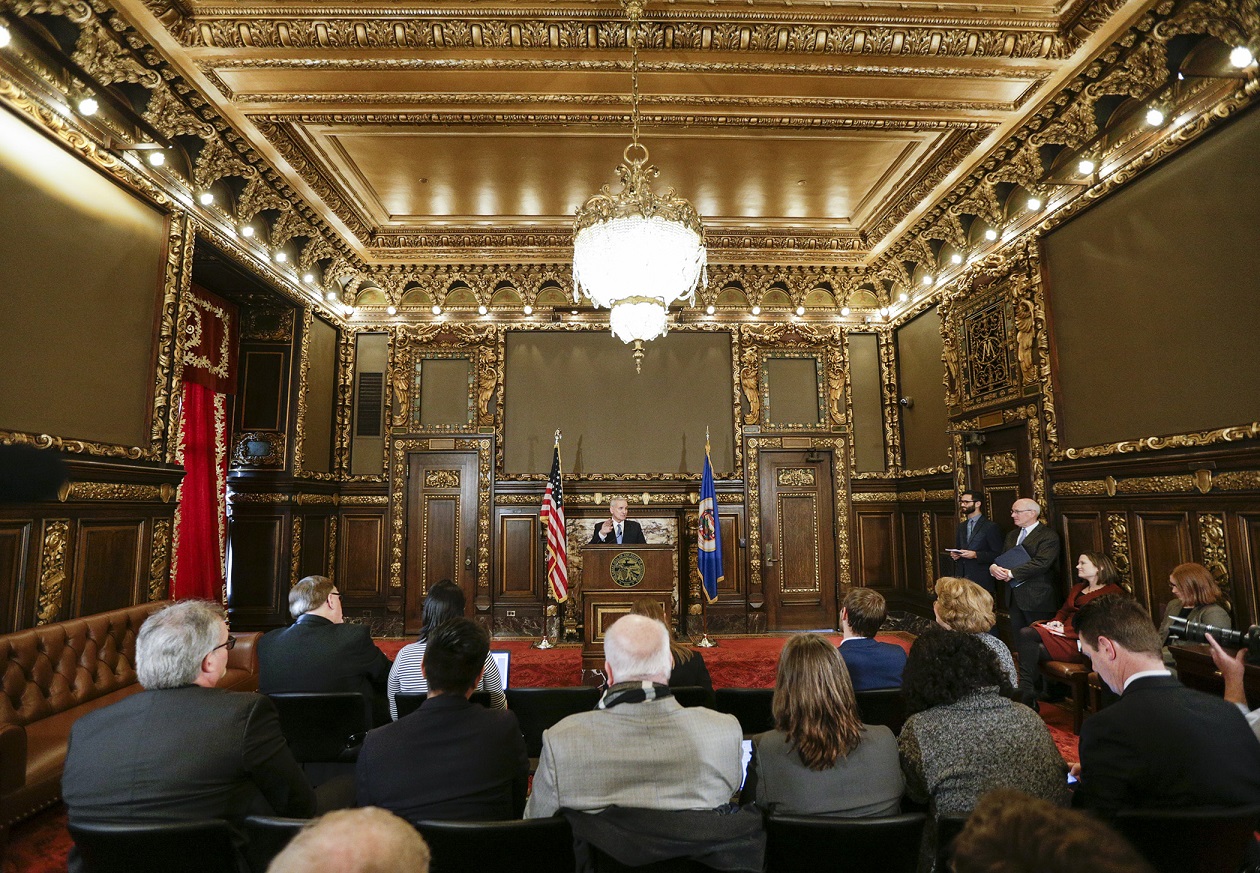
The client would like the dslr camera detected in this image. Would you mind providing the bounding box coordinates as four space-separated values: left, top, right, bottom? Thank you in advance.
1168 616 1260 663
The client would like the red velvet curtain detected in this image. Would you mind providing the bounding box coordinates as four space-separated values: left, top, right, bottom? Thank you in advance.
171 286 237 602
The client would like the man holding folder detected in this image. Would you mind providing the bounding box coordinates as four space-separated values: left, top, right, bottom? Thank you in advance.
990 498 1060 641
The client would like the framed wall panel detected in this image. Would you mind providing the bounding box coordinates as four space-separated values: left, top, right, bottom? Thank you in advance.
341 513 386 599
853 510 896 589
74 520 144 617
1135 512 1193 613
0 522 31 633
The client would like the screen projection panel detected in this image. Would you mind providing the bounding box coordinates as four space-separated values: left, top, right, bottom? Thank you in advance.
503 331 735 475
1042 105 1260 449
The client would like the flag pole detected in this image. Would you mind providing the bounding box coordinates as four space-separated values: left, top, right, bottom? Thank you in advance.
534 429 563 650
697 426 717 648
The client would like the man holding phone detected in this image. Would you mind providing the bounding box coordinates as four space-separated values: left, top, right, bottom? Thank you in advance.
947 491 1003 596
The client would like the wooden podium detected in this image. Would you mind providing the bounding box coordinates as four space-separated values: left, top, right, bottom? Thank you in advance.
580 544 675 671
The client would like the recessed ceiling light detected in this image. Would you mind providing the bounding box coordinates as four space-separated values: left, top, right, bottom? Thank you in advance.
273 251 287 263
0 25 12 48
240 225 255 237
921 275 933 285
840 306 851 316
386 305 397 316
1026 197 1042 211
984 228 998 241
1077 159 1095 175
147 151 165 167
795 305 805 316
1230 46 1255 68
1145 107 1165 126
431 304 442 316
751 305 761 316
326 291 338 302
899 292 909 302
478 305 488 316
197 191 214 206
77 96 98 116
950 253 963 264
303 273 315 284
706 304 715 315
523 305 533 315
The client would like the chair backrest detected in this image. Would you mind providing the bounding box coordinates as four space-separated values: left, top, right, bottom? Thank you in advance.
764 812 927 873
670 686 714 709
1112 805 1260 873
243 815 310 873
267 692 370 762
935 813 970 871
414 816 575 873
505 687 602 757
854 687 907 734
713 688 774 735
395 690 496 720
68 819 240 873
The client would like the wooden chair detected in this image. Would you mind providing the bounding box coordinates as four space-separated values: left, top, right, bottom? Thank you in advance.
713 688 774 735
68 819 240 873
414 816 575 873
1038 660 1092 733
1112 805 1260 873
854 687 907 734
504 687 602 757
763 811 927 873
267 692 370 763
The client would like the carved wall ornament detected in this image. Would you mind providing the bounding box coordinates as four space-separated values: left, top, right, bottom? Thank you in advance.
62 482 165 502
150 519 171 601
777 468 816 487
759 350 828 431
877 331 901 472
1214 470 1260 491
1197 512 1232 604
960 295 1018 406
1106 512 1132 589
241 305 295 342
232 431 286 467
328 515 338 583
921 512 935 591
850 491 899 503
1056 422 1260 462
340 494 390 505
290 516 302 587
36 520 70 625
424 469 461 488
982 451 1018 478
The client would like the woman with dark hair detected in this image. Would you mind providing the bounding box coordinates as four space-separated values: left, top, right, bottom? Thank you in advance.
386 580 506 718
629 598 712 692
1015 551 1126 708
742 634 903 816
1157 562 1231 671
899 631 1068 868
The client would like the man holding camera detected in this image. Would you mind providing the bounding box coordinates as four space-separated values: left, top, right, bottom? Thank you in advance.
1208 630 1260 742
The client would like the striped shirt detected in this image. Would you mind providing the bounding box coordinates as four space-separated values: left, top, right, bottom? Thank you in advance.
387 640 506 720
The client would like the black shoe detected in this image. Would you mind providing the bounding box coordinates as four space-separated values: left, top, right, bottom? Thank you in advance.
1019 691 1040 712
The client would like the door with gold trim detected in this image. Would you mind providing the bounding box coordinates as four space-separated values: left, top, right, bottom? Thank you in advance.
759 450 837 630
404 452 479 634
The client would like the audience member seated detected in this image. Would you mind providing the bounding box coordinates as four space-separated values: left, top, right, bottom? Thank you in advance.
1156 562 1232 673
743 633 903 816
836 588 906 691
1073 594 1260 814
899 630 1068 868
952 788 1155 873
258 575 393 726
524 613 743 818
267 807 430 873
1015 551 1126 709
1207 631 1260 741
931 577 1018 690
388 580 506 720
629 598 712 693
355 618 527 821
62 601 315 873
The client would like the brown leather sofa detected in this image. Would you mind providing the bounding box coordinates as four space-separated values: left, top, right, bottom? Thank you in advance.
0 601 260 847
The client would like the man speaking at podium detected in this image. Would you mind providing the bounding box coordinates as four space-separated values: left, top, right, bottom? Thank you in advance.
591 496 646 545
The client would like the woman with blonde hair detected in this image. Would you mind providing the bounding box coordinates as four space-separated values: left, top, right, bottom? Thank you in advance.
1158 562 1231 670
933 576 1018 689
742 633 904 816
629 598 712 692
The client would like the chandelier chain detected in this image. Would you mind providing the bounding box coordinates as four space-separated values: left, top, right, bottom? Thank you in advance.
629 7 641 151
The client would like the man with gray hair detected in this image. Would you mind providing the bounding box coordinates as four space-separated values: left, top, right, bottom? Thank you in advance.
525 613 743 818
267 807 430 873
62 601 314 871
258 574 392 725
989 497 1061 642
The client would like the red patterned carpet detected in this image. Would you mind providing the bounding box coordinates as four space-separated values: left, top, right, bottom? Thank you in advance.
3 634 1080 873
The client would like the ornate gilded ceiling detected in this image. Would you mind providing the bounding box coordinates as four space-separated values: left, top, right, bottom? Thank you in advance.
112 0 1147 266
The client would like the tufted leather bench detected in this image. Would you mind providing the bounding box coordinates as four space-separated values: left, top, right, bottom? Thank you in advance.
0 601 260 846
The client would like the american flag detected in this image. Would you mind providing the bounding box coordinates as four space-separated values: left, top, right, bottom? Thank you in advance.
541 438 568 602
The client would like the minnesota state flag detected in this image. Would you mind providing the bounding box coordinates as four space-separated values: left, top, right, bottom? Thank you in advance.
697 437 723 604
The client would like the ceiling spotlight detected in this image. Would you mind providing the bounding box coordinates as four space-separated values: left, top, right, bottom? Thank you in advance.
343 304 355 316
431 304 442 316
386 305 397 316
1145 107 1165 126
751 305 761 316
1230 46 1255 68
706 304 716 315
478 305 488 316
921 275 933 286
880 306 890 316
147 150 165 167
326 291 338 302
840 306 851 316
950 253 963 264
197 191 214 206
984 228 998 241
1077 159 1096 175
77 96 99 116
795 305 806 316
523 304 533 316
899 292 909 302
273 251 287 263
303 273 315 284
1026 197 1042 211
0 24 11 48
240 225 255 237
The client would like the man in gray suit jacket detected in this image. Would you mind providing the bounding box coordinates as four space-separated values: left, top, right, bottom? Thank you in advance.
62 601 314 872
525 614 743 818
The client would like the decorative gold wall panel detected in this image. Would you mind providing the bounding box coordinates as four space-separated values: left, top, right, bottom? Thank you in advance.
36 520 70 625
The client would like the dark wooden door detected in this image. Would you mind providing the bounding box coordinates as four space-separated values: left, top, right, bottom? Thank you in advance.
965 423 1033 542
758 450 837 630
404 452 479 634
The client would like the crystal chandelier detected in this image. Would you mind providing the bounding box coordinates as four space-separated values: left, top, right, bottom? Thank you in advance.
573 0 707 372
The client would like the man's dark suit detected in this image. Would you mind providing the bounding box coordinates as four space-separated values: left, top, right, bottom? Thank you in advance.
258 614 393 725
953 513 1004 595
355 693 529 822
1000 522 1060 640
590 518 646 545
837 636 907 691
1075 675 1260 814
62 686 314 871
